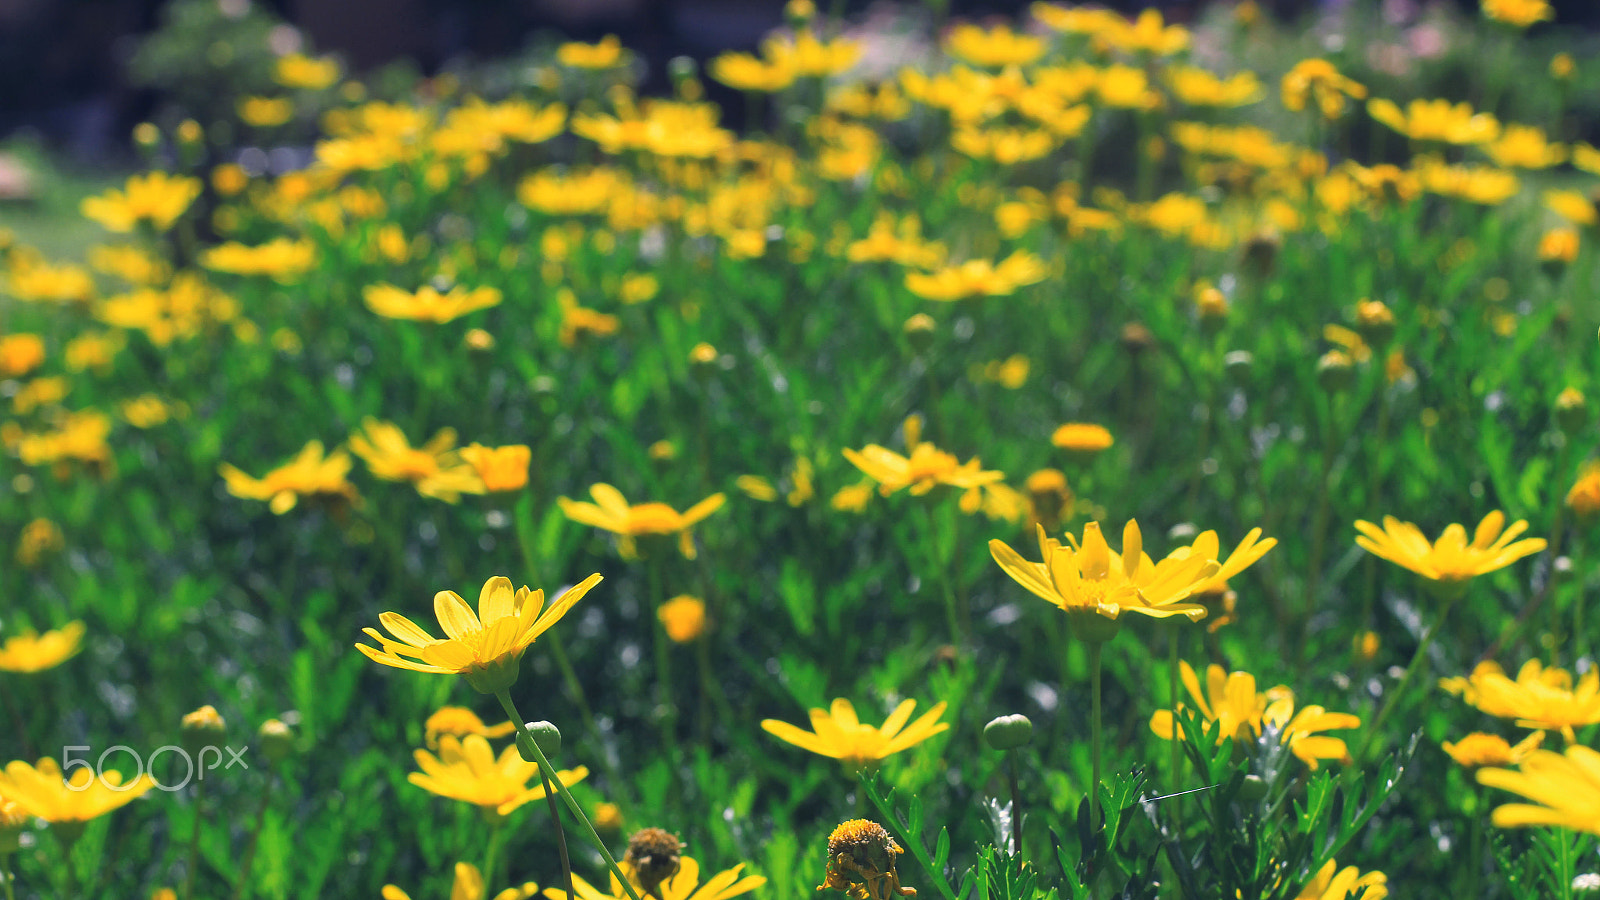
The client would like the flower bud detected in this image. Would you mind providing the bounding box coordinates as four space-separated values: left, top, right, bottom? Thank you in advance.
517 721 562 763
1194 283 1228 330
1120 321 1154 355
257 719 294 765
903 313 936 354
1223 349 1253 385
1555 387 1586 433
689 342 718 381
181 705 227 755
983 714 1033 750
1354 299 1395 348
1236 774 1268 802
1316 350 1354 393
593 801 624 836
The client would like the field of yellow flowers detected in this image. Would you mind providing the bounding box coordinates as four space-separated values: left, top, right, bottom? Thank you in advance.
2 0 1599 897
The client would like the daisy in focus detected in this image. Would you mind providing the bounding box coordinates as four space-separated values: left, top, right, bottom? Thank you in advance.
1150 661 1362 769
356 574 602 694
1354 510 1545 588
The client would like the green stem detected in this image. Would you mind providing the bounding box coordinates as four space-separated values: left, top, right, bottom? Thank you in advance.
1357 597 1456 762
648 556 680 757
1007 751 1022 855
1088 641 1104 829
1305 390 1340 650
231 772 275 900
1572 535 1589 664
483 818 507 892
540 769 574 900
1167 628 1183 835
184 777 206 900
1360 382 1393 629
1 854 15 900
494 693 645 900
921 501 962 646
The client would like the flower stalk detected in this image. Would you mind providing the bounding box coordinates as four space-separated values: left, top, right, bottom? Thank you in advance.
494 692 644 900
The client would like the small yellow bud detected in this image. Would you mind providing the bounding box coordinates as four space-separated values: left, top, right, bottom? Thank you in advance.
1555 386 1586 433
1316 350 1354 392
181 705 227 754
657 595 707 643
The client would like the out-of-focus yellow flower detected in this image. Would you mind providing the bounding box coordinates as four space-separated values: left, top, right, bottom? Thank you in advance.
15 517 64 567
847 213 947 268
0 333 45 376
736 475 779 502
350 418 486 503
80 171 201 232
905 251 1047 301
658 595 707 643
710 52 797 93
363 282 501 324
1485 124 1565 169
4 254 94 303
1024 468 1073 531
211 163 249 196
572 98 735 159
1356 511 1546 587
831 480 875 513
1538 228 1579 265
1415 158 1520 205
201 238 317 281
558 290 620 346
423 706 517 749
219 441 359 514
384 861 540 900
88 244 170 285
0 621 84 672
1441 659 1600 743
1293 860 1388 900
458 444 531 493
1544 189 1597 226
1150 661 1361 768
358 573 602 695
1443 731 1544 769
410 732 589 816
1103 8 1189 55
648 440 678 461
762 698 949 773
844 415 1003 501
15 408 113 470
64 331 125 373
1550 53 1575 80
1031 3 1124 35
1477 745 1600 834
991 521 1222 632
1567 461 1600 518
973 354 1031 389
1481 0 1553 27
558 35 624 69
944 23 1046 68
0 757 153 835
239 96 293 127
275 53 341 90
119 394 174 428
763 29 860 78
11 376 69 414
1281 59 1366 119
1368 98 1500 144
619 272 658 304
1167 67 1261 107
1096 64 1162 109
1051 422 1113 452
558 484 726 560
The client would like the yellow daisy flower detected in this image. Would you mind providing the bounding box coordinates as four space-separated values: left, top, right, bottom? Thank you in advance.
423 706 518 750
761 698 950 774
1150 661 1362 769
219 440 359 514
383 861 539 900
843 416 1003 500
1477 745 1600 835
1293 860 1387 900
0 757 154 839
1440 659 1600 743
557 484 725 560
356 574 602 694
1354 511 1546 586
543 857 765 900
409 733 587 819
349 418 487 503
80 171 201 232
1442 731 1544 769
0 621 85 673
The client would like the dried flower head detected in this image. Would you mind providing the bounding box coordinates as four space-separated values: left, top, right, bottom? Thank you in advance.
820 819 916 900
625 827 685 897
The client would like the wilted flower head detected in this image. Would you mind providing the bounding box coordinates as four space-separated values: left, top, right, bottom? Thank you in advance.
819 819 915 900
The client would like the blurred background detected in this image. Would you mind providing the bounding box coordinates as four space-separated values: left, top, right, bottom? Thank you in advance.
2 0 1596 164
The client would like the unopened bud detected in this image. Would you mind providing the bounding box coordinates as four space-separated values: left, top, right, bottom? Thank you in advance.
983 714 1033 750
181 705 227 755
1556 387 1586 433
1316 350 1354 392
1223 349 1253 385
904 313 936 354
1354 299 1395 348
257 719 294 764
1236 774 1268 802
517 721 561 762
